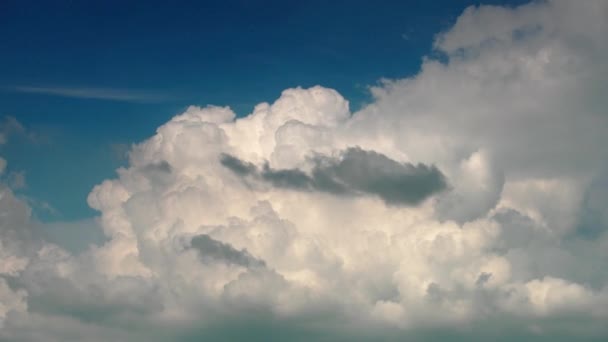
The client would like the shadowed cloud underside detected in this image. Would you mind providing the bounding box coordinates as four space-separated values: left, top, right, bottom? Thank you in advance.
220 147 447 205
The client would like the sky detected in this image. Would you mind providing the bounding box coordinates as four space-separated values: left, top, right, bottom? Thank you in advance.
0 0 527 221
1 0 608 341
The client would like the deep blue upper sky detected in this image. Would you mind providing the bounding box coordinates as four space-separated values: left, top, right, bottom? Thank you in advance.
0 0 528 221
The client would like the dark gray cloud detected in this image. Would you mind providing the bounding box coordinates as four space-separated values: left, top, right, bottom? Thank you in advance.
220 147 447 205
261 165 314 190
137 160 173 185
475 272 492 286
142 160 172 174
190 234 266 268
219 154 256 176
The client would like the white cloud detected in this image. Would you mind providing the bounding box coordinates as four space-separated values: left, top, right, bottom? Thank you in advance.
1 0 608 340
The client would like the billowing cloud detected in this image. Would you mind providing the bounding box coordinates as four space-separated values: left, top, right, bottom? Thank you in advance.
1 0 608 340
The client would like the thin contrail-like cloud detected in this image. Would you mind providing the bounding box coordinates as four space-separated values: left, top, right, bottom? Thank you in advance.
7 85 170 102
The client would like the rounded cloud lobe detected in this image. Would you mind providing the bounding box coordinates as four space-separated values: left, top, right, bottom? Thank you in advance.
2 1 608 340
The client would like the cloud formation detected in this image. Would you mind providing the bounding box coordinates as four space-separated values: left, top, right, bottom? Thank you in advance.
221 147 447 205
0 116 26 145
1 0 608 340
7 86 169 102
189 234 266 268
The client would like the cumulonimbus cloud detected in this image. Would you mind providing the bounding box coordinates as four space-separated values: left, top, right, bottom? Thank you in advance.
1 1 608 341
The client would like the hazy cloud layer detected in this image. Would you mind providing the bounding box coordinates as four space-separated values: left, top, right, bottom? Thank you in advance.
1 0 608 340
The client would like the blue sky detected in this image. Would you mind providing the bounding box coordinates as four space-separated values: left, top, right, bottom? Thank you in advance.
0 0 527 221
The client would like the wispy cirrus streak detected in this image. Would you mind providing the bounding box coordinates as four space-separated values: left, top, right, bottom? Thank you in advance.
7 85 170 102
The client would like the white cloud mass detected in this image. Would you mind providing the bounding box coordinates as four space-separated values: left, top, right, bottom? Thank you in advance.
1 1 608 340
